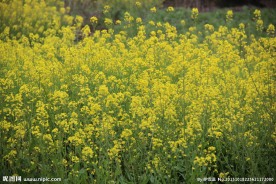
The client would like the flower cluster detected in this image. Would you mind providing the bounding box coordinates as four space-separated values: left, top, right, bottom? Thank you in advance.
0 2 275 183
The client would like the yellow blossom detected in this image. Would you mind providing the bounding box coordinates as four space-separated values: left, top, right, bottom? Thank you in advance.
166 6 174 12
150 7 156 13
90 16 98 24
191 8 199 20
226 10 233 22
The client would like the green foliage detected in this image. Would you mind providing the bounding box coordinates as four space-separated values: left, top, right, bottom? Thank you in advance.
108 7 276 40
65 0 164 22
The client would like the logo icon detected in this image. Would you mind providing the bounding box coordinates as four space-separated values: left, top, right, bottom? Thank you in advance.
2 176 21 182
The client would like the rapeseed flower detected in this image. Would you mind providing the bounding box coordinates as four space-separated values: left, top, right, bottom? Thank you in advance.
166 6 174 12
104 18 113 26
191 8 199 20
0 4 274 183
82 147 94 161
253 9 261 20
103 5 110 14
226 10 233 23
135 2 141 7
90 16 98 24
150 7 156 13
266 24 275 35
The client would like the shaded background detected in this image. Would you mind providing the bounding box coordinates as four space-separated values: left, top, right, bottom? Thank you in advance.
64 0 276 22
164 0 276 9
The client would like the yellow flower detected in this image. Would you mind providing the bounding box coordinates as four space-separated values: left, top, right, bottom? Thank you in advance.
3 26 10 37
267 24 275 35
256 19 263 32
149 20 155 26
226 10 233 22
81 25 91 37
82 146 94 161
124 12 134 23
156 22 162 27
62 159 68 166
14 124 26 139
253 9 261 20
152 156 160 168
135 2 141 7
90 16 98 24
103 5 110 14
214 131 223 138
1 4 275 180
71 156 80 163
1 120 11 131
150 31 156 37
104 18 113 26
115 20 121 25
52 128 59 134
98 85 109 97
43 134 53 143
136 17 142 24
152 138 163 149
4 150 17 161
75 15 83 27
33 146 40 153
219 172 229 178
191 8 199 20
204 24 214 32
108 140 121 161
121 129 133 139
60 7 66 14
167 6 174 12
239 23 245 30
68 135 83 146
150 7 156 13
208 146 216 152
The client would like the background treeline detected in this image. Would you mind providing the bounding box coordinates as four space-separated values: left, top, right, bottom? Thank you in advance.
64 0 273 18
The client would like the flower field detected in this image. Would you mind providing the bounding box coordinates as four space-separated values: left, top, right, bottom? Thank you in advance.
0 1 275 183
